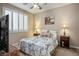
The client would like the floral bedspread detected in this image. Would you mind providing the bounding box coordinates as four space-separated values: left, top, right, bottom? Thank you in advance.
20 37 58 56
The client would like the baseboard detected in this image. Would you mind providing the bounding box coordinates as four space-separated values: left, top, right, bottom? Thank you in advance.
70 45 79 49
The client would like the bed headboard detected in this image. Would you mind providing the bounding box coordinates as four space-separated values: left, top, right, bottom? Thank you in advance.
41 29 57 39
41 29 57 34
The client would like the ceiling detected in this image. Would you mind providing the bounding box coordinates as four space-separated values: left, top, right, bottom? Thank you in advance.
10 3 71 14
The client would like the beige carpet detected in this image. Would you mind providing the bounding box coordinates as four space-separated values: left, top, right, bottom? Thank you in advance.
19 47 79 56
55 47 79 56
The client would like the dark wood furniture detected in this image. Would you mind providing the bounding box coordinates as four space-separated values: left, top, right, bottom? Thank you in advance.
0 15 9 52
33 33 40 36
60 36 70 48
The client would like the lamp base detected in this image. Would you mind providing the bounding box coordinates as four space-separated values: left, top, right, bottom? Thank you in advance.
64 32 66 36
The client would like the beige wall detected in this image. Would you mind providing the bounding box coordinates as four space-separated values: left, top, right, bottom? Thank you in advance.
0 3 34 44
35 4 79 48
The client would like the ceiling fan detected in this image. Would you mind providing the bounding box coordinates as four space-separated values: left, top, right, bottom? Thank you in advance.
23 3 47 10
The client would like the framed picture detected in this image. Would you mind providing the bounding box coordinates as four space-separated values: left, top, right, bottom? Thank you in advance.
45 17 55 25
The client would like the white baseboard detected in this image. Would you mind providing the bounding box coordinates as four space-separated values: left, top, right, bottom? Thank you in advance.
70 45 79 49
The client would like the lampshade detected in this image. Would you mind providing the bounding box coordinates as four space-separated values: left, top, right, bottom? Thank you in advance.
34 25 41 34
62 24 69 36
62 24 69 29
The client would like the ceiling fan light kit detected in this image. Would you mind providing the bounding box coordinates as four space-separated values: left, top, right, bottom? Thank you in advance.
31 3 42 10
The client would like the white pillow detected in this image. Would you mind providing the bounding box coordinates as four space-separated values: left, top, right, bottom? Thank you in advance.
40 29 57 39
49 30 57 40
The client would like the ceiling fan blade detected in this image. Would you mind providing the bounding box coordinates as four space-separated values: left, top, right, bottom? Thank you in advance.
23 3 28 5
38 5 42 9
39 6 42 9
43 3 47 5
30 6 34 9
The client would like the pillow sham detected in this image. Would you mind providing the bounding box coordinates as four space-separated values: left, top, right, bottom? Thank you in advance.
40 29 57 40
40 30 53 38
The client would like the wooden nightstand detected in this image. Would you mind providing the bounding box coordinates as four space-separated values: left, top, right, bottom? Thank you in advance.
33 33 40 36
60 36 70 48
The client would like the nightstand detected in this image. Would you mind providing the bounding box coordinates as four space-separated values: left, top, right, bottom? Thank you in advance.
60 36 70 48
33 33 40 36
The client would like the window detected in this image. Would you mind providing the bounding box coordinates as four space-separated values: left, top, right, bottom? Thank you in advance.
13 12 18 31
4 9 12 31
19 13 23 31
4 8 28 32
24 15 28 31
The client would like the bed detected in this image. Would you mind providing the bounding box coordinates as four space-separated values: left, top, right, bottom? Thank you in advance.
19 30 58 56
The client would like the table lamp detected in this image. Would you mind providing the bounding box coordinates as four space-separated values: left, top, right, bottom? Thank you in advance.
62 24 69 36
